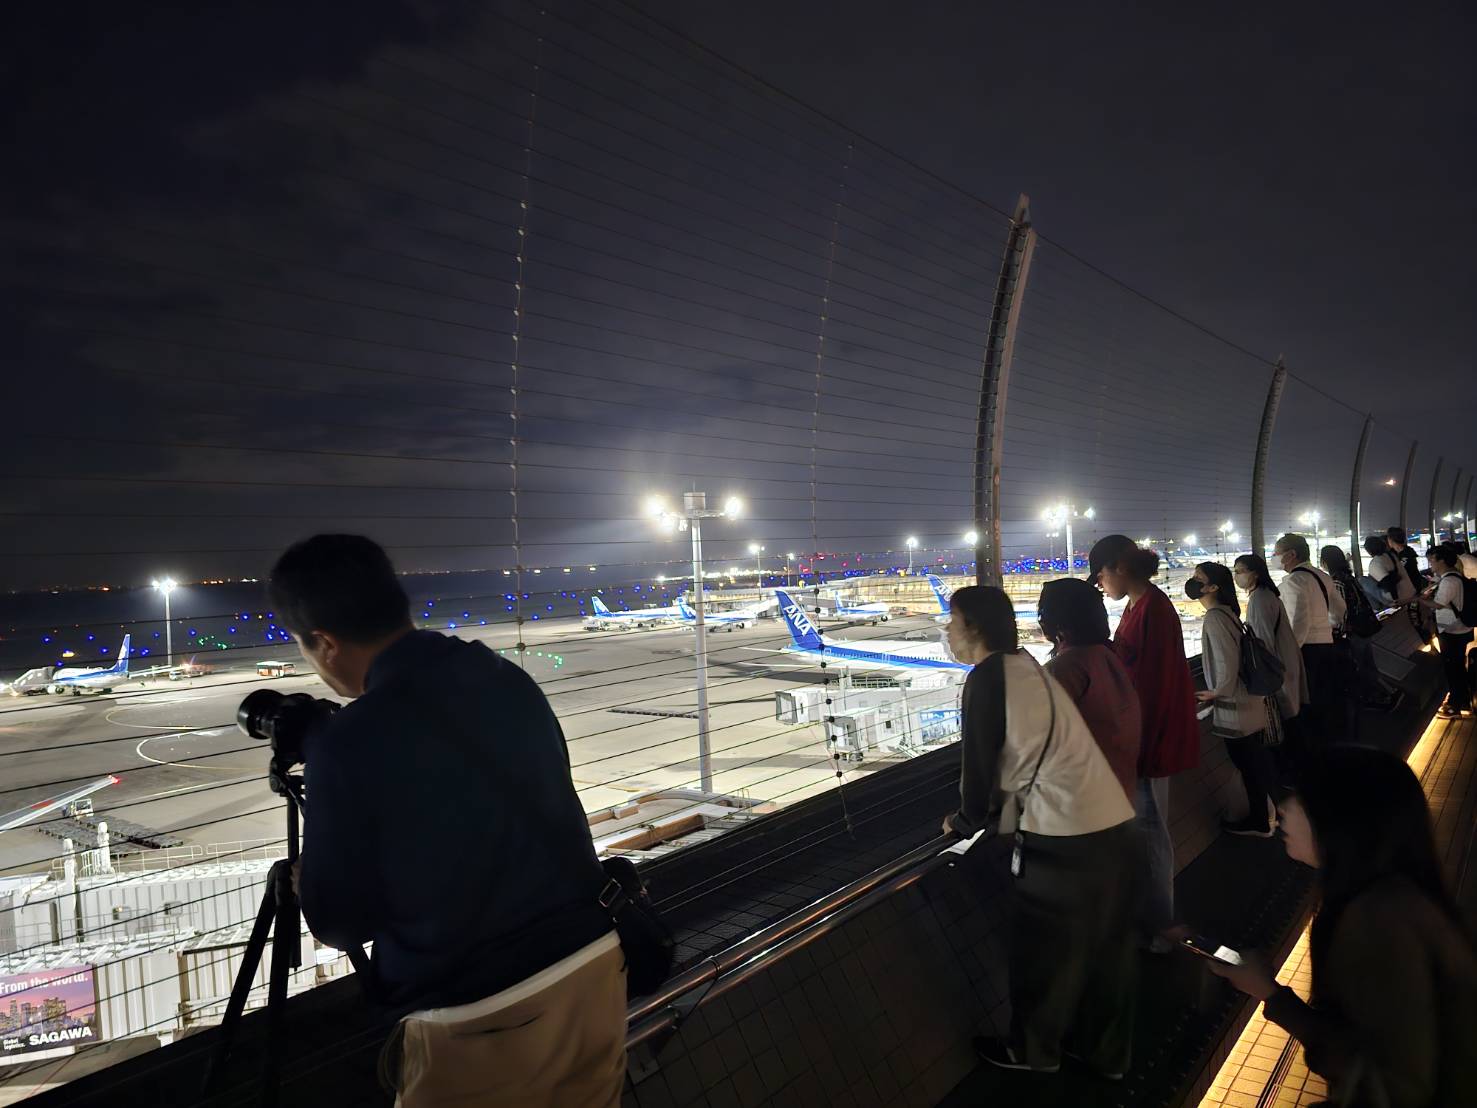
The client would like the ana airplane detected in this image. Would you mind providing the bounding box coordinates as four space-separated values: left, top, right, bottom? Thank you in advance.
926 574 953 622
45 636 133 696
582 594 684 631
773 591 970 674
676 594 771 631
821 592 894 625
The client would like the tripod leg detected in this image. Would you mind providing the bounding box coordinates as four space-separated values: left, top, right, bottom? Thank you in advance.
201 860 285 1098
262 861 298 1108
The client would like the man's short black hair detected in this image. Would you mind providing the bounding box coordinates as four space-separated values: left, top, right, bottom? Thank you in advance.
268 534 411 641
1427 543 1458 570
1386 526 1407 545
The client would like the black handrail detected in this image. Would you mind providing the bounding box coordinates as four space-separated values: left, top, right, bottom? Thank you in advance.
625 831 961 1048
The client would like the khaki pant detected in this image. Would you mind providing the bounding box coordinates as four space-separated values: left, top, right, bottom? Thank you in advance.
394 943 627 1108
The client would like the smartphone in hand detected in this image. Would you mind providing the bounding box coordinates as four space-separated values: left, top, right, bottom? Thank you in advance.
1179 933 1243 965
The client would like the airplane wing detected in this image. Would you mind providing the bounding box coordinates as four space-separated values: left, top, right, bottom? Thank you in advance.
0 776 120 833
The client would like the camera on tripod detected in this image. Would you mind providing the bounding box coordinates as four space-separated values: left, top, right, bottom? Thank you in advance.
237 688 338 766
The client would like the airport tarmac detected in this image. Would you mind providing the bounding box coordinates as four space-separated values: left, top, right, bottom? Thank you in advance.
0 611 950 876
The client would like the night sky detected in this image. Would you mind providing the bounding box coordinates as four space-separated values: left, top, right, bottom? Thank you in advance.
5 0 1474 591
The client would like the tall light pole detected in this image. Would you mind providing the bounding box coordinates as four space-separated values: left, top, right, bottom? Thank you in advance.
151 578 177 667
649 491 742 794
1299 510 1322 553
1216 520 1234 559
748 542 766 586
905 535 918 574
785 552 795 588
1040 503 1094 570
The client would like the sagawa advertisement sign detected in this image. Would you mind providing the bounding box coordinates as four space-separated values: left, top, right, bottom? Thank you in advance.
0 966 101 1063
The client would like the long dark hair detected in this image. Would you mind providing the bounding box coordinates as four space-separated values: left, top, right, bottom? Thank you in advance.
1319 545 1352 578
949 585 1018 653
1297 747 1470 1000
1233 553 1279 597
1195 561 1240 619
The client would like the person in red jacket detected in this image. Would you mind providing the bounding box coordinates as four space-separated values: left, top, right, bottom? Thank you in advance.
1089 535 1201 949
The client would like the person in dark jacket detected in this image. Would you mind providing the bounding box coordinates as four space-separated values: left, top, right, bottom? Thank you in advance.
270 535 624 1108
1088 536 1200 949
1211 747 1477 1107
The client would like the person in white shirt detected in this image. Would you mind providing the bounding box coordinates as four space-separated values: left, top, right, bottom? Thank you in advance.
1459 548 1477 583
1363 535 1414 607
1274 533 1348 744
1419 544 1472 717
943 585 1136 1080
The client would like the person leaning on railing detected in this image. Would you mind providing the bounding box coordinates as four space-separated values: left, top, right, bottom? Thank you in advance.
1210 747 1477 1107
268 535 625 1108
941 585 1138 1080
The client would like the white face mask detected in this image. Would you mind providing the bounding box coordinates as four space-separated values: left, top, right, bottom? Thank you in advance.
938 627 960 663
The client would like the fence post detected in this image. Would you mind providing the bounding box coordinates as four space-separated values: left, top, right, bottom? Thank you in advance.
1428 457 1444 543
1348 415 1373 573
1399 441 1418 534
973 193 1037 586
1250 357 1288 558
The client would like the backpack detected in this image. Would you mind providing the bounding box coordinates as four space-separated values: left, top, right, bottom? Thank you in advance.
1342 574 1382 638
1210 607 1286 697
1442 572 1477 628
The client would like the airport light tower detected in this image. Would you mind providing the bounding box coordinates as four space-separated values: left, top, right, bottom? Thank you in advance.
1040 503 1094 570
748 542 766 585
152 578 177 666
905 535 918 574
648 491 742 794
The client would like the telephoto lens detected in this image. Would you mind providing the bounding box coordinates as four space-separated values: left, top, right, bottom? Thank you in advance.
237 689 338 765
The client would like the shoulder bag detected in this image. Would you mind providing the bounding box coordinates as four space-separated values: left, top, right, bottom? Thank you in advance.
599 856 676 1000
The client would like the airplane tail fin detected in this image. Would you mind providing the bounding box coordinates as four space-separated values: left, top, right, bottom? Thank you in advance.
117 634 132 672
926 574 950 613
775 591 824 650
590 595 612 616
677 595 696 620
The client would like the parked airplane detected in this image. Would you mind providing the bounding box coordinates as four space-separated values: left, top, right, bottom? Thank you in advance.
821 592 894 625
676 594 771 631
926 574 953 622
773 591 970 674
3 667 56 696
582 594 684 631
45 636 132 695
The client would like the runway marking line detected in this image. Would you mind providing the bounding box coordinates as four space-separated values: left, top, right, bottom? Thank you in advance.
134 734 252 772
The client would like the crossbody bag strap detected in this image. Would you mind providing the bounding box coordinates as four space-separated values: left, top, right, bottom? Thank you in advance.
1019 658 1058 830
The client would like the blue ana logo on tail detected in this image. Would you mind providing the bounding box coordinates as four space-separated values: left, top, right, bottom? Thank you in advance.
115 634 131 672
677 595 696 620
926 575 951 614
590 595 613 617
774 591 823 649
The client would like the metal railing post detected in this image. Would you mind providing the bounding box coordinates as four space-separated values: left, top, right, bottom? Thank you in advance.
973 194 1037 586
1399 441 1418 535
1250 357 1288 557
1348 414 1373 573
1464 474 1475 548
1428 457 1444 544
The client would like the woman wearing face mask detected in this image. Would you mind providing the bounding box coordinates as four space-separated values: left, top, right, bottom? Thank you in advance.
1189 563 1278 837
1210 747 1477 1105
1087 535 1199 946
942 586 1138 1078
1232 554 1307 730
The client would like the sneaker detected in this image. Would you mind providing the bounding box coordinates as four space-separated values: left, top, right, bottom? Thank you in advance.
1063 1048 1125 1081
1222 816 1275 838
974 1036 1059 1074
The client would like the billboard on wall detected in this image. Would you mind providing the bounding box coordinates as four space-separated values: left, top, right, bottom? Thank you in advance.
0 966 101 1063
